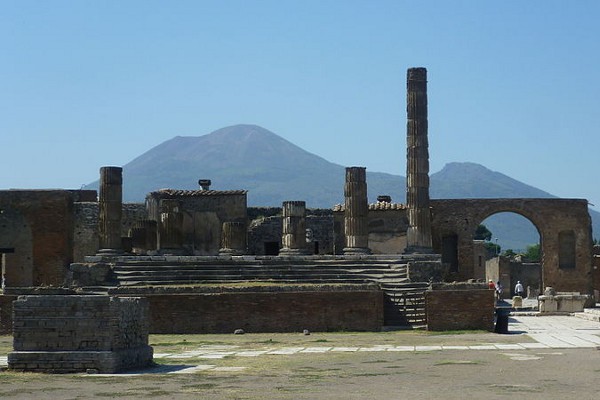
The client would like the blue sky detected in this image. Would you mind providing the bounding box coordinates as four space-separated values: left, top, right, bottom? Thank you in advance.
1 1 599 210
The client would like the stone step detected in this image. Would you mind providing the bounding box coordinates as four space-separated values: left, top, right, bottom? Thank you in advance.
114 259 408 268
114 270 407 280
113 266 407 277
573 308 600 322
113 265 406 276
117 278 375 286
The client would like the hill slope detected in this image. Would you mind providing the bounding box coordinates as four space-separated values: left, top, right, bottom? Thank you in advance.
85 124 598 250
89 124 405 207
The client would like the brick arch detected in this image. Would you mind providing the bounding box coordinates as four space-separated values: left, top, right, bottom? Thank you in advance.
430 198 593 294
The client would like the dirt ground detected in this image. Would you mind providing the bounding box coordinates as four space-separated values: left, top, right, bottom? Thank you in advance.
1 332 599 399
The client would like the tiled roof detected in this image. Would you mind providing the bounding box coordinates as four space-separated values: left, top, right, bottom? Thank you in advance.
333 202 408 212
148 189 247 197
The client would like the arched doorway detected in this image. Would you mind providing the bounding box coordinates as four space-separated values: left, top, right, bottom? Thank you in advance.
479 212 542 298
431 198 592 294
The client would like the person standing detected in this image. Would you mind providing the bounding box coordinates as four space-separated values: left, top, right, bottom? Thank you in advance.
496 281 503 300
515 281 524 297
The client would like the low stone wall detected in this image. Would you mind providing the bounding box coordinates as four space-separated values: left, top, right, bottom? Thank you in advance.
425 288 495 332
115 286 383 333
0 294 17 334
8 295 153 373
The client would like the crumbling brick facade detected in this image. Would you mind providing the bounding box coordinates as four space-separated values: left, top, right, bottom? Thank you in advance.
8 295 153 373
430 198 593 294
425 285 495 331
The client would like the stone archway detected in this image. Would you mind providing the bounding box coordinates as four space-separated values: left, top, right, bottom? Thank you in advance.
430 198 593 294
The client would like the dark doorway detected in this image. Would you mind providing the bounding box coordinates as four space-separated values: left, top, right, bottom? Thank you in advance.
264 241 280 256
441 234 459 272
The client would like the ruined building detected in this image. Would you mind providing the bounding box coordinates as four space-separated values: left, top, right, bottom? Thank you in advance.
0 68 596 335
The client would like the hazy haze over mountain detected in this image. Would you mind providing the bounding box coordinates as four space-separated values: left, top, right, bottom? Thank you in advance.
85 124 598 251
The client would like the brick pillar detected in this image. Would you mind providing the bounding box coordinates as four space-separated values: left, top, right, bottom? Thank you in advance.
158 200 184 254
280 201 310 255
343 167 370 254
98 166 123 255
405 67 433 253
129 220 158 255
219 222 247 255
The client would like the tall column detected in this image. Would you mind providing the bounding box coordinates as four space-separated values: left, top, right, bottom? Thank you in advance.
97 166 123 255
280 201 309 255
343 167 370 254
219 221 247 256
405 67 433 252
158 200 184 254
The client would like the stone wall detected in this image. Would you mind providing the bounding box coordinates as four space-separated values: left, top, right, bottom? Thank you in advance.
592 247 600 299
146 191 247 255
129 288 383 333
74 202 147 260
8 295 153 373
425 287 495 331
73 202 99 262
486 257 542 299
430 198 593 294
0 294 17 334
247 212 335 255
333 206 409 255
0 190 96 286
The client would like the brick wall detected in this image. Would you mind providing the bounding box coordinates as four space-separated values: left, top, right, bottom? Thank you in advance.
8 295 153 373
0 190 81 286
0 294 17 334
138 289 383 333
425 289 495 331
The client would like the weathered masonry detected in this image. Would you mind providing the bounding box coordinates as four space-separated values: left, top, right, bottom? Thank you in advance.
430 198 593 293
8 295 153 373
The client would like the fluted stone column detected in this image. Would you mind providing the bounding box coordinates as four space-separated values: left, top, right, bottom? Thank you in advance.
129 220 158 255
219 221 247 255
280 201 310 255
158 200 184 254
97 166 123 255
343 167 370 254
405 67 433 253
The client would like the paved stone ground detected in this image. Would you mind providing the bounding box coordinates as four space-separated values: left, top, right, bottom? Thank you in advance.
2 314 598 375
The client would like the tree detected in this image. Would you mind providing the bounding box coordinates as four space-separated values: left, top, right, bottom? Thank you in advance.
503 249 517 258
523 243 541 262
474 224 492 241
484 242 501 257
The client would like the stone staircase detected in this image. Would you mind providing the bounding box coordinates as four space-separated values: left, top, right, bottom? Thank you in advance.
111 258 407 286
381 281 429 326
108 256 430 327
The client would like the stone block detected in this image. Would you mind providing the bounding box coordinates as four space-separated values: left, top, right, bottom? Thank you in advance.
512 296 523 308
8 295 153 373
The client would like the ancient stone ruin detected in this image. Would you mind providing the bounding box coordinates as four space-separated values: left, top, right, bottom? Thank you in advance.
0 68 597 363
8 294 153 373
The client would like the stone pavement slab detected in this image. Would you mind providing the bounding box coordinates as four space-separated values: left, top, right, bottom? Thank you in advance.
1 314 599 375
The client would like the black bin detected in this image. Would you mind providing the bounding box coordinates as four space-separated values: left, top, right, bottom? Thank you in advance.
494 308 510 334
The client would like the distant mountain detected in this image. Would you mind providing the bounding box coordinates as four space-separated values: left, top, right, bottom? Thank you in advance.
430 162 555 199
87 124 406 207
431 162 556 251
85 124 599 251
